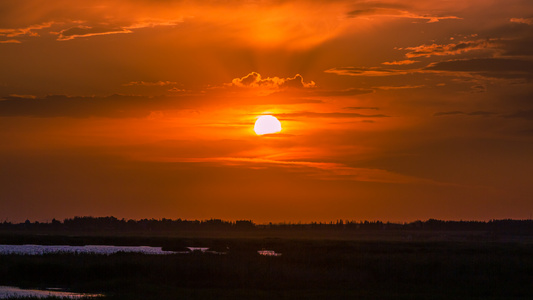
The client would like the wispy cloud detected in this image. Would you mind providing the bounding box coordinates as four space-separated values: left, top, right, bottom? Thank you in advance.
373 85 424 90
399 40 497 58
325 67 412 77
347 7 460 23
124 81 177 86
424 58 533 79
0 39 21 44
433 111 496 117
277 111 389 119
56 25 132 41
510 17 533 25
505 109 533 120
0 94 178 118
382 60 418 65
0 22 54 38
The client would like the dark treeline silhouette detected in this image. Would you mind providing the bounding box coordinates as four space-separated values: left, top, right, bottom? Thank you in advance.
1 216 533 234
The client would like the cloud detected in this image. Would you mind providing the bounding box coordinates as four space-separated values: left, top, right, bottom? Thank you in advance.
0 17 183 42
231 72 315 89
433 111 496 117
382 60 418 65
346 7 460 23
56 25 132 41
0 94 178 118
277 111 389 119
124 81 177 86
373 85 424 90
55 19 184 41
399 40 497 58
0 22 54 38
424 58 533 79
510 18 533 25
229 72 316 95
505 109 533 120
0 39 21 44
324 67 412 77
470 84 486 93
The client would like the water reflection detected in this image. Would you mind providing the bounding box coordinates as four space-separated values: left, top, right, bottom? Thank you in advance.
0 244 174 255
258 250 282 256
0 286 102 298
186 247 209 252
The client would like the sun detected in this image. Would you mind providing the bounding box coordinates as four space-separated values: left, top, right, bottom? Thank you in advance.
254 115 282 135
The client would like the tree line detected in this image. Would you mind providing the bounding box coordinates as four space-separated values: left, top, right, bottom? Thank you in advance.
1 216 532 233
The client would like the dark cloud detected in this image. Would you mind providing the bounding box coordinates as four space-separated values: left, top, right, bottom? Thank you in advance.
374 85 424 90
433 111 464 116
505 109 533 120
425 58 533 79
277 111 389 119
470 85 486 93
0 94 177 118
325 67 411 76
433 111 496 117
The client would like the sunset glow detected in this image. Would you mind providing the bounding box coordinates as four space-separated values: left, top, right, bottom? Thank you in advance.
1 0 532 223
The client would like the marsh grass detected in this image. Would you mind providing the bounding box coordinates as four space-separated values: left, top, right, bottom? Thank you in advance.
1 238 532 299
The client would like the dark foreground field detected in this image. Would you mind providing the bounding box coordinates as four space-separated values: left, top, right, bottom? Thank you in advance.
1 234 533 300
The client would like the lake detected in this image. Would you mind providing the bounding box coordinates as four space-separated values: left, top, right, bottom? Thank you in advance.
0 286 102 298
0 244 175 255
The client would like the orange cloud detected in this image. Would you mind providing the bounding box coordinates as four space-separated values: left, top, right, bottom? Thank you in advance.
400 40 497 58
324 67 413 77
347 7 460 23
0 39 21 44
276 111 389 119
510 17 533 25
56 25 132 41
382 60 418 65
0 22 54 38
230 72 315 94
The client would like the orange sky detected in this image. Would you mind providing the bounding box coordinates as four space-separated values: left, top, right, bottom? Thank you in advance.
1 0 533 223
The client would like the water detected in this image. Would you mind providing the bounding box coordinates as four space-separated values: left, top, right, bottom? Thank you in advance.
186 247 209 252
0 286 102 298
257 250 282 256
0 244 175 255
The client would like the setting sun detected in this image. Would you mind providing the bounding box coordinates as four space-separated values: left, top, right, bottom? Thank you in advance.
254 115 282 135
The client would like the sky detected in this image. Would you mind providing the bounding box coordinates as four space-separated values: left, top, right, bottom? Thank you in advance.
1 0 533 223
